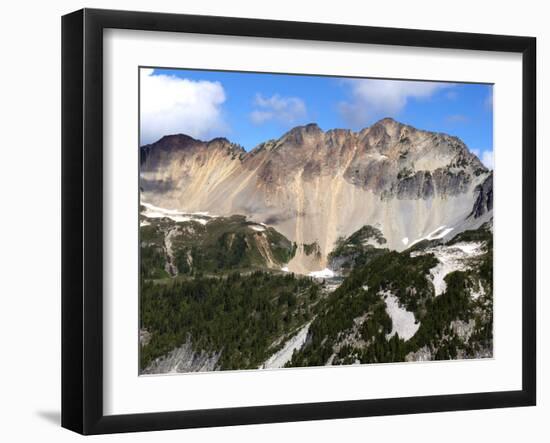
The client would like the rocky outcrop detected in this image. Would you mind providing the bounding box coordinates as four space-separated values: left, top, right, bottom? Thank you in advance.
141 339 221 374
140 118 492 273
405 346 432 362
327 225 389 274
469 174 493 218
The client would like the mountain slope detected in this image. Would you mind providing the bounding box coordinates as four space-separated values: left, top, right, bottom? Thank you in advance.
287 221 493 367
140 204 296 278
139 271 323 372
140 118 492 273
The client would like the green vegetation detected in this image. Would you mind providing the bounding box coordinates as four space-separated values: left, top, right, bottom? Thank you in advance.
141 215 297 277
328 225 389 274
287 249 436 367
140 211 493 372
448 221 493 246
140 271 320 371
335 225 385 249
288 223 493 367
140 224 169 279
303 241 321 257
175 216 295 273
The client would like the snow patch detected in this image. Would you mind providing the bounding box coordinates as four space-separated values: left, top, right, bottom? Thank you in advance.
383 291 420 341
260 322 311 369
408 225 455 248
412 241 485 296
308 268 336 278
452 243 481 255
141 201 212 225
281 266 290 273
470 282 486 300
250 225 266 232
140 220 151 227
402 237 409 245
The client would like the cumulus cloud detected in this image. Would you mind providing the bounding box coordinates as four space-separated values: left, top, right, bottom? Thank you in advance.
481 150 494 169
250 94 307 125
484 89 493 111
140 69 228 145
471 148 494 169
339 79 452 127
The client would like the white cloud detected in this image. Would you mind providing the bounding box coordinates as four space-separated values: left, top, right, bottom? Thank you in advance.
339 79 452 127
484 89 493 111
481 150 494 169
470 148 493 169
140 69 227 145
250 94 306 125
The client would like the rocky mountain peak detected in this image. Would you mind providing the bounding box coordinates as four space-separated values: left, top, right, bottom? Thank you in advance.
140 119 492 272
279 123 323 144
141 133 245 167
206 137 246 155
371 116 402 132
154 133 201 149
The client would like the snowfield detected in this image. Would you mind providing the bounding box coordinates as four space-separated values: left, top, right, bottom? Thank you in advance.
250 225 266 232
382 291 420 341
141 201 212 225
260 322 311 369
308 268 336 278
452 243 482 255
408 225 455 248
412 241 485 296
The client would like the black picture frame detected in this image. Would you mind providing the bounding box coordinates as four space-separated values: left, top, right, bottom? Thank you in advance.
62 8 537 435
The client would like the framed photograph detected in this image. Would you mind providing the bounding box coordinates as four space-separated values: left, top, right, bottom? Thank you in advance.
62 8 536 435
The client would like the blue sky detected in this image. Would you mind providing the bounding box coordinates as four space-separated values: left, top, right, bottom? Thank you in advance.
140 67 493 168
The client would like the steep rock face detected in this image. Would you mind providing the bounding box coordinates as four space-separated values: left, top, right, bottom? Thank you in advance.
469 174 493 218
140 118 491 273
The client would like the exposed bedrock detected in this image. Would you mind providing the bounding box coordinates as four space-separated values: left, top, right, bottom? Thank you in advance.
140 118 492 273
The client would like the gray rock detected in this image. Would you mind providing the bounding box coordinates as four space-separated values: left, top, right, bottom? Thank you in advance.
142 339 221 374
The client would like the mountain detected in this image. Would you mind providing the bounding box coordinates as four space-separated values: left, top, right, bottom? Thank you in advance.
139 220 493 373
140 118 492 274
327 225 389 275
287 221 493 367
139 203 296 279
